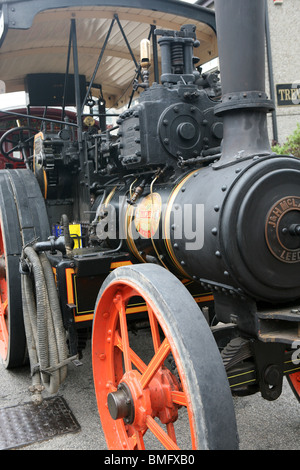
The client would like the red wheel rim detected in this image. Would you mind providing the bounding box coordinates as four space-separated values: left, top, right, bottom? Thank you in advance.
0 223 8 361
92 279 198 450
287 371 300 400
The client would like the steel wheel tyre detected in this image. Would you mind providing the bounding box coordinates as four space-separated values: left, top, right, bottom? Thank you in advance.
0 170 50 368
92 264 238 450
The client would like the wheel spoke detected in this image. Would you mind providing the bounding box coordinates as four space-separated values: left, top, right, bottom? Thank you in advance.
148 305 161 352
23 135 35 144
140 338 171 389
171 390 188 407
146 415 179 450
117 295 132 372
7 144 19 154
135 430 145 450
166 422 177 444
114 331 147 373
0 298 8 356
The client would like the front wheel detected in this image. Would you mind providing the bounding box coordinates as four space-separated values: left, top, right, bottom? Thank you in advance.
92 264 238 450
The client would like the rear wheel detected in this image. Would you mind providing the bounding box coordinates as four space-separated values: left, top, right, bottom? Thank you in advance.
0 169 50 368
92 264 238 450
0 221 22 366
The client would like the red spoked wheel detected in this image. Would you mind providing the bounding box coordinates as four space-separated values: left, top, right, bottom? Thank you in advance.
0 223 9 361
92 264 238 450
287 371 300 402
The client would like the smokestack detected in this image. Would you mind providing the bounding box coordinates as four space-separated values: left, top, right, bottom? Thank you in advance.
214 0 274 165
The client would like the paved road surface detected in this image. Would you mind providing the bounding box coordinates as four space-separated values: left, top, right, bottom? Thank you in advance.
1 338 299 451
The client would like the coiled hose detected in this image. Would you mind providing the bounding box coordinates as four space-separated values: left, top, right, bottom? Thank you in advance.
21 246 69 404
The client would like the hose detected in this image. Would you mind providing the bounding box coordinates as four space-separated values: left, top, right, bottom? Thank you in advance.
21 272 43 403
21 246 69 404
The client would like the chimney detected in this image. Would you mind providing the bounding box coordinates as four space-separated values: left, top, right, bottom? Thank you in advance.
214 0 274 166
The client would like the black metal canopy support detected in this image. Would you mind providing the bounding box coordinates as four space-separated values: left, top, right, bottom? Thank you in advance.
82 13 145 113
70 18 83 146
114 14 139 72
69 17 91 224
0 18 83 130
82 17 115 113
61 22 73 122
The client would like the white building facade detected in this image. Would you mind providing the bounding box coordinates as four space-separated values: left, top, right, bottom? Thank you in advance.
196 0 300 145
266 0 300 144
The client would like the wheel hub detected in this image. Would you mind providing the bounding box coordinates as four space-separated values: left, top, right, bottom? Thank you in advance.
0 256 6 278
107 382 134 423
107 368 180 430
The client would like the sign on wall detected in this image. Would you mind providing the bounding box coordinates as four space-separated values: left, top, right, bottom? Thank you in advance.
276 83 300 106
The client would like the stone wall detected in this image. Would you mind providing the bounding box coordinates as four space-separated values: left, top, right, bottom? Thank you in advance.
266 0 300 145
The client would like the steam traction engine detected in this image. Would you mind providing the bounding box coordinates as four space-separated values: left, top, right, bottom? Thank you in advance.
0 0 299 450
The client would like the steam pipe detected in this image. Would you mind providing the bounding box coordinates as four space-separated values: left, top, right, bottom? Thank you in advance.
214 0 274 166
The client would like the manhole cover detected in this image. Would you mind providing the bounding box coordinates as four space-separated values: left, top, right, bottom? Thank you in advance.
0 396 80 449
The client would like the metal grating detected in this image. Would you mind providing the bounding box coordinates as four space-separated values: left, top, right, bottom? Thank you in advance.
0 396 80 450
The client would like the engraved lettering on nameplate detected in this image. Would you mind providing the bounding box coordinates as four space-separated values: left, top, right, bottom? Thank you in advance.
265 196 300 263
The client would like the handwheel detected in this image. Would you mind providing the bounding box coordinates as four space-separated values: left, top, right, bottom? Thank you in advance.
0 169 50 368
92 264 238 450
0 126 38 162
